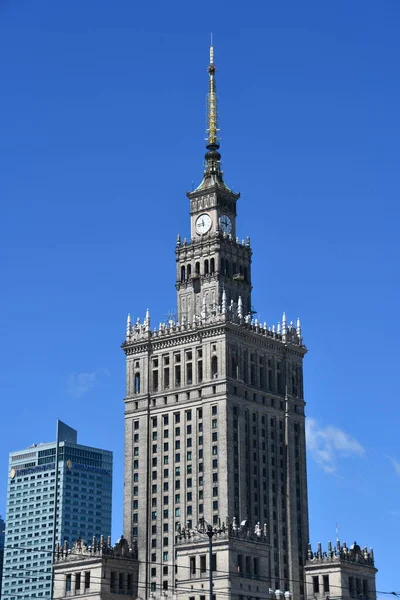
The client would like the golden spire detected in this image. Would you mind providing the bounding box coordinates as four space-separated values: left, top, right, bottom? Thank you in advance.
207 41 218 147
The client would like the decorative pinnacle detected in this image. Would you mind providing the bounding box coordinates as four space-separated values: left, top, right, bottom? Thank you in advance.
207 42 218 147
126 313 131 339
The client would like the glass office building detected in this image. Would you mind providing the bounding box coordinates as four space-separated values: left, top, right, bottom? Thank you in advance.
1 422 112 600
0 515 5 599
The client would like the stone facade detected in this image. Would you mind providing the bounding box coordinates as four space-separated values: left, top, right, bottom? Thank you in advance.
122 45 309 600
175 518 271 600
53 536 138 599
304 541 377 600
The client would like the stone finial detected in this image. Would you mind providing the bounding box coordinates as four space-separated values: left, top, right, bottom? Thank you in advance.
221 289 227 314
282 312 287 336
307 543 313 559
237 296 243 319
246 236 251 247
277 322 281 334
176 234 181 247
296 317 301 337
201 296 207 319
144 308 150 332
126 313 131 340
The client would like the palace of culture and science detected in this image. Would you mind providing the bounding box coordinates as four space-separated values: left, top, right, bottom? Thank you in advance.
120 46 377 600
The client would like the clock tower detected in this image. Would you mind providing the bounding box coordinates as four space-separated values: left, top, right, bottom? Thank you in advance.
123 43 309 600
176 45 252 324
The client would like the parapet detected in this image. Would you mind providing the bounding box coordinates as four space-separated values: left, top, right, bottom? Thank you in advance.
54 535 138 563
306 540 375 567
176 516 269 546
123 307 304 348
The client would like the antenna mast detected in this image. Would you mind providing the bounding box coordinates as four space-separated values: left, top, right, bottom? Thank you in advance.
207 41 219 147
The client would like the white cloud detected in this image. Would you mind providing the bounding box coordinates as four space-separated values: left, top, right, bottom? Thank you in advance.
388 456 400 476
67 368 109 398
306 418 365 473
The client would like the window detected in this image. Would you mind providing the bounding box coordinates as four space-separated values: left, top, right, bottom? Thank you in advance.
323 575 329 593
212 553 217 571
134 373 140 393
190 556 196 575
175 364 181 386
127 574 133 592
200 555 206 573
84 572 90 590
211 356 218 378
65 574 71 593
237 554 243 574
75 573 81 591
313 576 319 594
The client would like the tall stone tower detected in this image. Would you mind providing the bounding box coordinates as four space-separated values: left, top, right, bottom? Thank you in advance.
122 45 309 600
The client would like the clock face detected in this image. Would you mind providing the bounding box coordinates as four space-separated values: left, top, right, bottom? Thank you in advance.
219 214 232 234
195 213 212 235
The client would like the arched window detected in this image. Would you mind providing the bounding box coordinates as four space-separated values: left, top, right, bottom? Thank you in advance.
220 258 225 275
134 373 141 394
187 264 192 279
181 265 186 282
225 260 230 277
210 258 215 274
195 261 200 275
232 262 237 276
211 356 218 379
204 260 209 275
244 267 248 282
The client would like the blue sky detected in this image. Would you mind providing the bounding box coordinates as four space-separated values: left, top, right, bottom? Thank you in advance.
1 0 400 594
